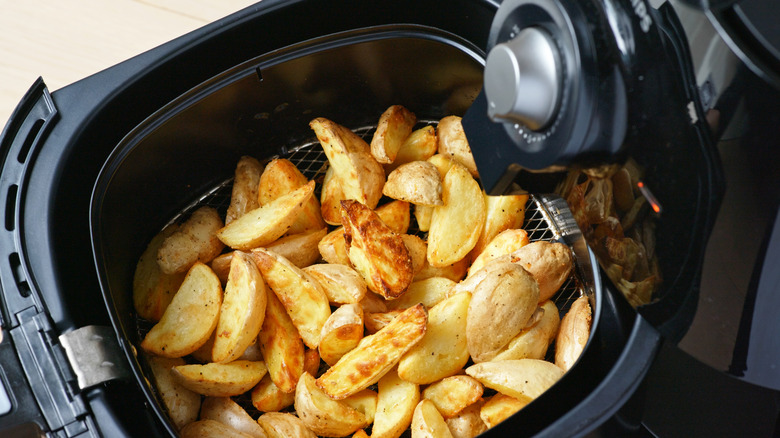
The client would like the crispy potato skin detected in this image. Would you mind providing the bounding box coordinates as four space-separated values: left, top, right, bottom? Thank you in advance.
382 161 443 206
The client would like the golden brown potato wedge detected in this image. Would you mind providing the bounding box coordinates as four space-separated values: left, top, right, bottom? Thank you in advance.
133 224 186 321
421 375 484 418
437 115 477 178
321 165 347 226
397 291 471 384
386 277 456 311
470 193 529 258
310 117 385 209
200 397 268 438
509 240 574 302
446 400 487 438
171 360 268 397
372 368 420 438
225 156 264 225
319 303 364 366
141 262 222 358
212 251 267 363
385 125 438 173
382 161 443 206
427 163 485 267
256 412 317 438
480 393 532 428
295 372 369 437
258 158 325 234
468 229 530 277
157 206 225 275
371 105 417 164
375 200 412 234
253 248 331 349
264 228 327 268
411 399 454 438
493 300 561 362
465 359 564 400
304 264 367 305
146 356 201 430
316 304 427 400
258 290 305 394
217 181 315 250
341 200 413 300
555 295 592 371
180 419 255 438
251 349 319 412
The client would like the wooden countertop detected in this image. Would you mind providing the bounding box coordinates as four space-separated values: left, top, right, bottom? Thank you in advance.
0 0 257 126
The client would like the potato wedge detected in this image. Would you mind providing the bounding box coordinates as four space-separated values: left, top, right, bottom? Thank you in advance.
414 256 469 283
225 156 264 225
555 295 592 371
465 359 564 400
397 292 471 384
295 372 368 436
146 356 200 430
319 303 364 366
385 125 438 174
258 290 305 394
437 115 477 178
141 262 222 358
265 228 327 268
375 200 411 234
319 227 352 266
217 180 315 250
480 393 532 428
493 300 561 362
386 277 456 311
316 304 427 400
310 117 385 209
468 229 530 277
427 163 485 267
180 419 255 438
509 240 574 302
445 400 487 438
171 360 268 397
364 310 404 334
427 153 457 179
372 368 420 438
253 248 331 349
359 291 388 314
251 349 320 412
212 251 267 363
421 375 483 418
133 224 186 321
321 165 347 225
470 192 529 258
257 412 317 438
401 234 427 275
414 205 434 232
304 264 367 305
200 397 268 438
411 399 454 438
371 105 417 164
258 158 325 234
157 206 225 274
341 200 413 299
466 262 539 362
382 161 443 206
342 389 378 426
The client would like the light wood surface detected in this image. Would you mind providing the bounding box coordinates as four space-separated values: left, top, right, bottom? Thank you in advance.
0 0 258 126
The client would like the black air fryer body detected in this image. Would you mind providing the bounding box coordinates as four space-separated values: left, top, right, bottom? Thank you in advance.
1 0 779 437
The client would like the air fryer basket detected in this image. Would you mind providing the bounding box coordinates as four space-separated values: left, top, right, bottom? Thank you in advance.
91 26 606 436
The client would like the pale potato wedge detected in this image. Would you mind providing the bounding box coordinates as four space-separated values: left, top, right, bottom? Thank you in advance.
371 105 417 164
411 399 454 438
180 419 255 438
319 227 352 266
414 256 469 283
467 262 539 362
304 264 367 305
133 224 186 321
321 165 347 225
157 206 225 275
319 303 364 366
342 389 378 426
212 251 267 363
427 163 485 267
414 205 434 232
480 393 532 428
253 248 331 349
200 397 268 438
364 310 404 334
465 359 564 400
251 349 319 412
445 400 487 438
468 228 530 277
437 115 477 178
341 200 413 300
470 192 529 258
141 262 222 358
372 368 420 438
146 356 200 430
310 117 385 209
555 295 592 371
383 161 443 206
401 234 427 275
256 412 317 438
225 156 264 225
397 292 471 384
427 153 457 179
316 304 427 400
258 290 305 394
509 240 574 302
421 375 484 418
264 228 328 268
359 291 388 314
258 158 325 234
217 181 315 250
384 125 438 173
171 360 268 397
295 372 368 437
238 341 264 362
386 277 456 311
493 300 561 362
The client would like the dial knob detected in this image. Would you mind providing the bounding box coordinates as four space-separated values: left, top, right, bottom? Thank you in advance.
484 27 562 131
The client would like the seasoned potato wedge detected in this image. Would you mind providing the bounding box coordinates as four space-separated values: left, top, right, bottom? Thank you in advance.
304 264 367 305
258 290 305 394
372 368 420 438
171 360 268 397
493 300 561 362
427 163 485 267
480 393 532 428
412 399 454 438
180 419 255 438
555 295 592 371
295 372 368 436
397 292 471 384
437 115 477 178
386 277 456 311
141 262 222 358
445 400 487 438
319 303 364 366
251 349 320 412
258 158 325 234
225 156 264 225
200 397 268 438
316 304 427 400
468 228 530 277
341 200 413 299
471 192 529 258
146 356 201 430
212 251 267 363
509 240 574 302
157 206 225 275
385 125 438 173
264 228 327 268
465 359 564 400
382 161 443 206
421 375 484 418
310 117 385 209
253 248 331 349
133 224 186 321
256 412 317 438
370 105 417 164
217 181 315 250
321 165 347 225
